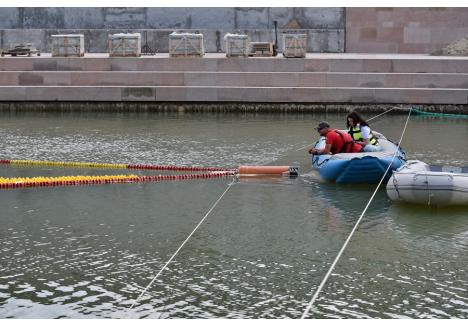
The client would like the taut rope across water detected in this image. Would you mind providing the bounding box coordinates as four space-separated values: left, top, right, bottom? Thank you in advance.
125 177 236 316
301 107 413 319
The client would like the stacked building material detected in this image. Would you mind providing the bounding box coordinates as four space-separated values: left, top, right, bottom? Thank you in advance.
224 33 249 57
282 33 307 58
51 34 84 57
108 33 141 57
169 32 204 57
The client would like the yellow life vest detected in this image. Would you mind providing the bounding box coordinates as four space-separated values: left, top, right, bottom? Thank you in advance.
348 126 378 145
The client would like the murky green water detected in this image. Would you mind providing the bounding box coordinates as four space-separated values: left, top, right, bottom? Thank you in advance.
0 110 467 318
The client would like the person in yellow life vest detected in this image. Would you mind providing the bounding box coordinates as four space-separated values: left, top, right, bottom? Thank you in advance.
346 111 382 152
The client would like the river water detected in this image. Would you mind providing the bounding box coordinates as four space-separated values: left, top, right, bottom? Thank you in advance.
0 110 467 318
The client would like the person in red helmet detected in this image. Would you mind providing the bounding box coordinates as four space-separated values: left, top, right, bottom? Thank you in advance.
308 121 363 155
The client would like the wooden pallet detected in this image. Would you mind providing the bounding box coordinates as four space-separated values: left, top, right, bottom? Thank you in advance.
248 42 275 57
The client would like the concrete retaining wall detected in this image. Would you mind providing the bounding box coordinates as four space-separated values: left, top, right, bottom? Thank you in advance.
0 7 345 53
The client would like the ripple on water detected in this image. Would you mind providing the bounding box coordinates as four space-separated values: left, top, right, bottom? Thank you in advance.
1 112 468 318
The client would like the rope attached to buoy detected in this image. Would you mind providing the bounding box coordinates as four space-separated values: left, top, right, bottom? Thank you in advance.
301 107 413 319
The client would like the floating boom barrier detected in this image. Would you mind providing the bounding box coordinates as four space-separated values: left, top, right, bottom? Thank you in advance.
0 159 299 190
0 172 237 189
0 159 236 172
0 159 297 176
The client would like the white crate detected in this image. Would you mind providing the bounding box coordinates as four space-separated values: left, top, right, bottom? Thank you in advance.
282 34 307 58
51 34 84 57
108 33 141 57
169 32 204 57
224 33 249 57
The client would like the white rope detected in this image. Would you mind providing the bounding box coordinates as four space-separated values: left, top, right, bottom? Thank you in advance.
367 106 399 122
126 178 235 314
301 107 413 319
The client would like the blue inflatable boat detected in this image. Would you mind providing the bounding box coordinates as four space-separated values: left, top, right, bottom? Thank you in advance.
311 131 406 184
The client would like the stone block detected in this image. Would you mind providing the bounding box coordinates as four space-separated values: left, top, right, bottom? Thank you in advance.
57 58 83 71
303 60 329 72
403 27 431 44
83 58 111 71
154 87 186 101
274 59 305 72
346 8 378 25
135 58 164 71
363 59 393 72
266 88 292 102
110 58 138 71
0 72 18 85
321 88 354 103
360 28 377 41
116 72 154 86
445 61 468 74
216 73 247 87
392 59 445 73
18 72 45 86
185 87 218 101
373 88 407 104
430 89 467 104
326 73 360 87
348 88 377 103
377 27 401 43
121 87 156 101
0 58 33 71
216 58 248 72
0 87 26 100
24 86 61 101
292 88 323 102
70 72 99 86
154 72 184 86
329 59 365 72
158 57 217 72
218 87 250 102
384 74 412 88
217 87 247 102
267 73 295 87
298 73 326 87
42 72 71 86
411 74 440 88
32 59 58 71
184 72 216 86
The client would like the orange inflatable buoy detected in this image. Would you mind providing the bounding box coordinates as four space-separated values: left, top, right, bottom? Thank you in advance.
238 166 297 176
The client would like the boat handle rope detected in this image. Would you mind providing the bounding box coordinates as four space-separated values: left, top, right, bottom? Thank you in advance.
301 107 413 319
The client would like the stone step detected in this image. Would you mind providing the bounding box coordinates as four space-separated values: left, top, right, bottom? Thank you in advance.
1 86 466 104
1 54 468 73
1 71 467 88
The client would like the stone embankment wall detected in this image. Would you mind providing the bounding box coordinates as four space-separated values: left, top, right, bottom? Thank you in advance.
1 54 467 105
346 8 468 54
0 7 344 53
